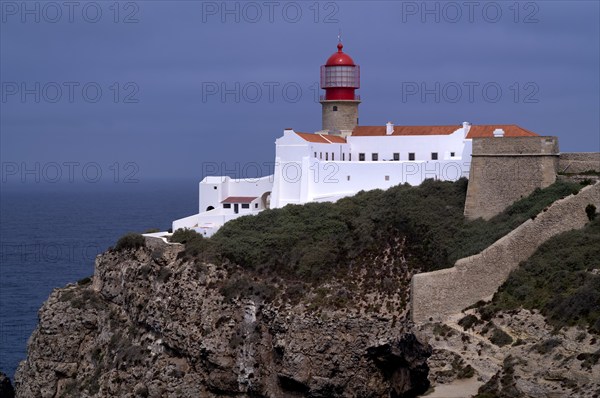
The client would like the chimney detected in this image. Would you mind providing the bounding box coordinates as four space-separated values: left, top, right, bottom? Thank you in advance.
493 128 505 138
462 121 471 138
386 122 394 135
284 127 294 134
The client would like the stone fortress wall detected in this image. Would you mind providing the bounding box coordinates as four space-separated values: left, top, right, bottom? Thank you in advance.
559 152 600 174
411 181 600 324
463 136 559 220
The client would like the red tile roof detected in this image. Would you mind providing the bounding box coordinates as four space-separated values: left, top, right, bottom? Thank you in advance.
323 135 347 143
352 124 539 138
221 196 257 204
466 124 538 138
295 132 347 144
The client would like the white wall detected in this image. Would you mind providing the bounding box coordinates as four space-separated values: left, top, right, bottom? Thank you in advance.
199 175 273 212
175 128 473 235
347 129 466 162
172 213 199 231
307 159 471 201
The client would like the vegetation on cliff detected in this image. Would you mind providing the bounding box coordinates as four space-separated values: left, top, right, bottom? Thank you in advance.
114 233 146 252
207 179 583 279
478 216 600 333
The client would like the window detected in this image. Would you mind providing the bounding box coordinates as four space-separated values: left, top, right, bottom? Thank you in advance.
242 204 250 209
206 206 214 211
408 153 415 161
347 175 351 181
385 175 390 181
450 152 455 157
255 203 258 208
326 152 329 161
359 153 365 161
393 153 400 161
332 106 338 111
213 186 217 190
372 153 378 161
431 152 438 160
314 152 317 158
349 153 352 161
320 152 322 159
342 153 345 161
332 153 335 161
223 203 231 209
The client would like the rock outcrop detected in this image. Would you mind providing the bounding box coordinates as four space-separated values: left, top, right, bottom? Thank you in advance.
420 309 600 398
14 240 431 397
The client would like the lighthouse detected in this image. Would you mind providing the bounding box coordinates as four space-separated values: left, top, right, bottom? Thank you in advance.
320 41 361 136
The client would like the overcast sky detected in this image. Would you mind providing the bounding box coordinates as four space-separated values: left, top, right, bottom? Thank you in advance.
1 1 599 184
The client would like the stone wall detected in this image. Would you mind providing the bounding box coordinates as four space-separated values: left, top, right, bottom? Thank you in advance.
411 182 600 324
464 136 559 220
320 100 359 134
559 152 600 174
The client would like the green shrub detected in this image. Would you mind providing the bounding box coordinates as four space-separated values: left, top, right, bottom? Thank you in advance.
489 327 513 347
77 276 92 285
577 349 600 369
170 228 200 244
479 217 600 332
114 233 145 252
171 228 218 263
532 338 561 354
458 314 479 330
432 323 454 337
457 364 475 379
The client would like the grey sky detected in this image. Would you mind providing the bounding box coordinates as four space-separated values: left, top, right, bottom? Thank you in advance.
1 0 599 183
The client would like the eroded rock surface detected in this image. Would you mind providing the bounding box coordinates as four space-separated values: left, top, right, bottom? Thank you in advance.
420 309 600 398
14 241 431 397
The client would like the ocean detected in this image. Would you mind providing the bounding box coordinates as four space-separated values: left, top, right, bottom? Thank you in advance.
0 181 198 379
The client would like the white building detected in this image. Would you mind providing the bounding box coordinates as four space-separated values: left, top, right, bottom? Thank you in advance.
173 42 538 236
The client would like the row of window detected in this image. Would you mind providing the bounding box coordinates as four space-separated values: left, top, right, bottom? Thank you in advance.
360 152 435 161
356 152 453 161
223 203 258 209
315 151 348 161
345 175 391 181
314 151 456 161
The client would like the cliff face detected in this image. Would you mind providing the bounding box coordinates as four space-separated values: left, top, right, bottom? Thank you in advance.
14 240 431 397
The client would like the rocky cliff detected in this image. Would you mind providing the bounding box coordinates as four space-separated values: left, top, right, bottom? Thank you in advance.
12 179 599 397
13 239 431 397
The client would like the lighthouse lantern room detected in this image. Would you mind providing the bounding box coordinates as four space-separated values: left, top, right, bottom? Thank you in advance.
320 42 360 100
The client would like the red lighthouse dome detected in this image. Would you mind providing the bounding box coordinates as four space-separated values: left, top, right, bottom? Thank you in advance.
320 41 360 101
325 43 355 66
